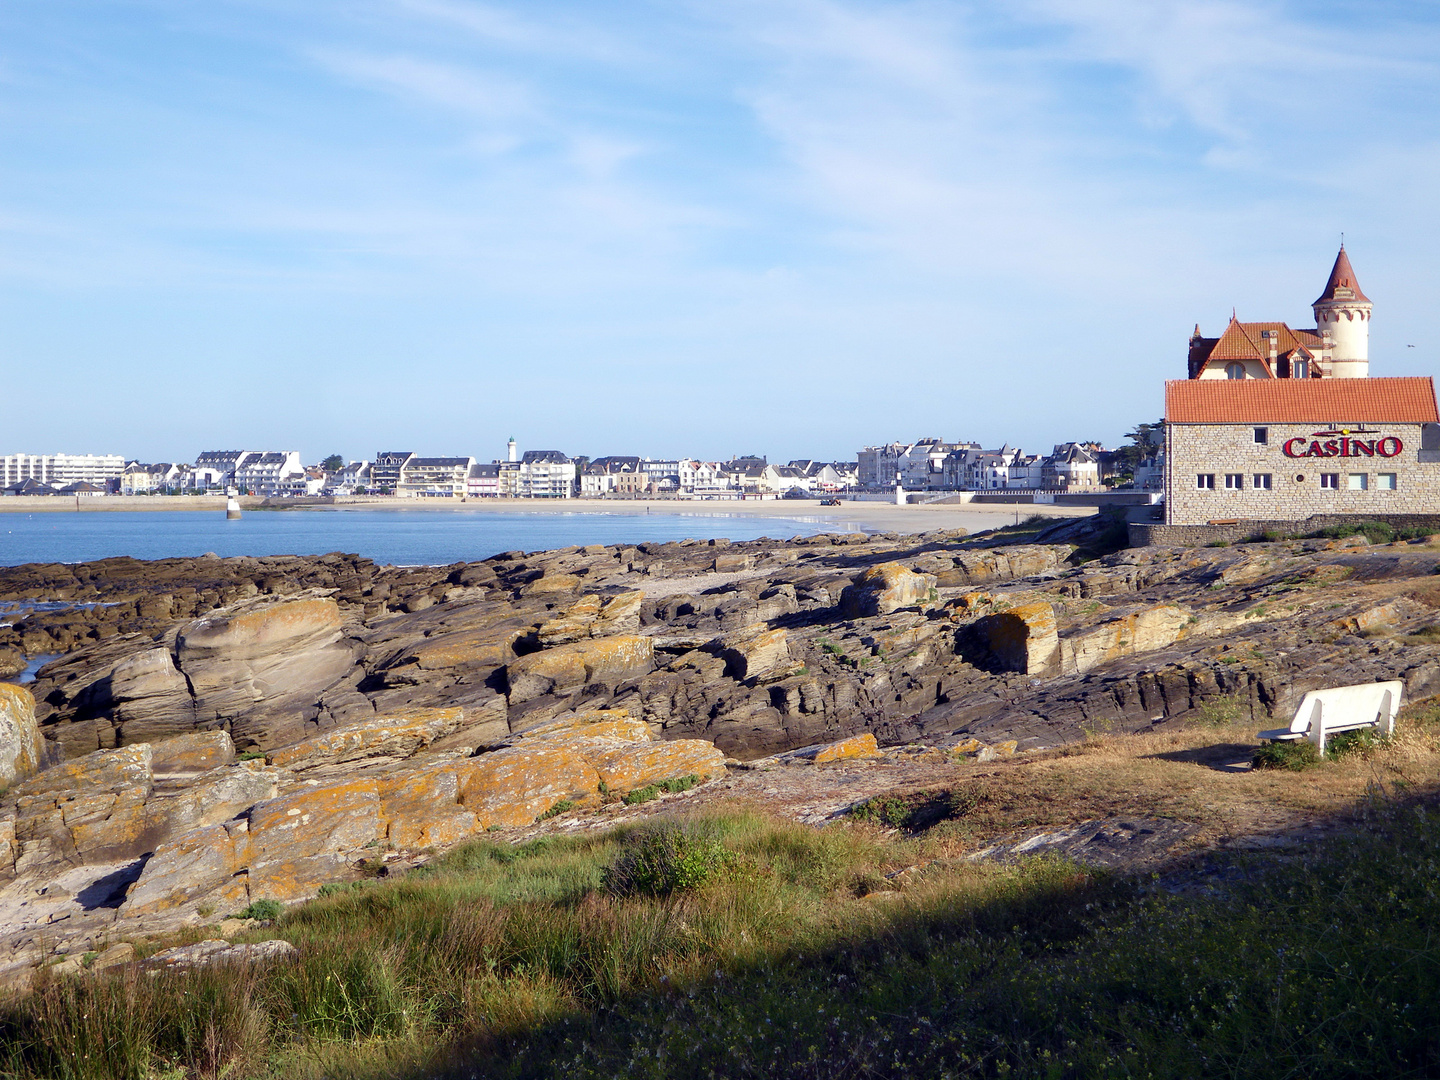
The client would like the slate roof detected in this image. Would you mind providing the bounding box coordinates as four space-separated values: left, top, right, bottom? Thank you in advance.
1166 377 1438 424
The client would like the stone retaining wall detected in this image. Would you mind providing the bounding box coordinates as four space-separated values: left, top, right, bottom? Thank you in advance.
1130 513 1440 547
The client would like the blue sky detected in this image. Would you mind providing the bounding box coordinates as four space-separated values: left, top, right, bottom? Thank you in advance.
3 1 1439 464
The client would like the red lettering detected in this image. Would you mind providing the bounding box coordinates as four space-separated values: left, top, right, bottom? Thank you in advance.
1351 439 1375 456
1283 438 1307 457
1378 436 1403 457
1308 441 1324 457
1323 439 1340 457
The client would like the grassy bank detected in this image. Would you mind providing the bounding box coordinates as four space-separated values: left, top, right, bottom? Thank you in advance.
6 715 1440 1079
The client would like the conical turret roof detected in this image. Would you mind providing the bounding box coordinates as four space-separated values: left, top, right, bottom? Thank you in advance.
1313 246 1370 305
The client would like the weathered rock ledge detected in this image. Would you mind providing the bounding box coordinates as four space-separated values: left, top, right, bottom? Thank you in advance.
5 526 1440 985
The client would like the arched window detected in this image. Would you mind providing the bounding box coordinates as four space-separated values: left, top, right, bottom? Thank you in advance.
1225 363 1245 379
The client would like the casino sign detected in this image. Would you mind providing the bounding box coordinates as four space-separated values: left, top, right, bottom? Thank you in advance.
1282 428 1403 459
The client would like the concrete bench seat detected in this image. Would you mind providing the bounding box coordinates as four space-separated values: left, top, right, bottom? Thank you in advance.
1257 681 1402 757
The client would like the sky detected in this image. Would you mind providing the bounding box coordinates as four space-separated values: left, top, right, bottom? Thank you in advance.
2 0 1439 465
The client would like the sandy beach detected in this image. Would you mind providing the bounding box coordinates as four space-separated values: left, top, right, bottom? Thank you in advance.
317 496 1095 536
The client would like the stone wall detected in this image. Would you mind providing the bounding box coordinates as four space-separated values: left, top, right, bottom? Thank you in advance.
1131 512 1440 548
1166 421 1440 526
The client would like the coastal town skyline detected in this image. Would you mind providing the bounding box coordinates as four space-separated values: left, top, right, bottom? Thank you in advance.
5 3 1440 461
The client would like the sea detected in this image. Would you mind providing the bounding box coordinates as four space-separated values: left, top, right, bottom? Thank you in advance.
0 509 863 569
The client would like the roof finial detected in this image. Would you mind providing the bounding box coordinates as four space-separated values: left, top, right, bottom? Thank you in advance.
1340 231 1344 249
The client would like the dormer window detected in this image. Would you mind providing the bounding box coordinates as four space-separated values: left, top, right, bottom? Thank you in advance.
1225 363 1245 380
1293 359 1309 379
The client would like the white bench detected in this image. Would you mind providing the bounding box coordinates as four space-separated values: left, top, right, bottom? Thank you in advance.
1257 680 1402 757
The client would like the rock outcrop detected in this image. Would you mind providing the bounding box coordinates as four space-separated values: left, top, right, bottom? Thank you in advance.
840 562 937 618
0 684 42 786
8 526 1440 983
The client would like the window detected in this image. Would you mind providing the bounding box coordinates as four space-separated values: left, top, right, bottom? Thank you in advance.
1225 363 1245 380
1379 473 1398 490
1293 359 1309 379
1320 473 1340 489
1253 427 1268 445
1197 474 1215 490
1348 473 1369 491
1224 473 1243 489
1253 473 1272 490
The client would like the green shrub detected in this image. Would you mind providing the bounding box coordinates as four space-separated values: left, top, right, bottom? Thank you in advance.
622 775 701 805
1316 521 1395 544
1253 740 1321 771
1325 728 1391 759
848 794 914 828
602 825 735 897
536 799 576 821
238 898 284 922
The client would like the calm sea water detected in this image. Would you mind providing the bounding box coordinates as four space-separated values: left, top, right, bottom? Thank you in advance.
0 509 861 568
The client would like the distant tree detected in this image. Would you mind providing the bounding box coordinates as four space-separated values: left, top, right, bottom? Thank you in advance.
321 454 344 473
1115 420 1165 471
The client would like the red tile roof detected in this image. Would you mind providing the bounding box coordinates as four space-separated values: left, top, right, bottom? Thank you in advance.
1314 246 1370 305
1166 377 1438 424
1190 318 1323 376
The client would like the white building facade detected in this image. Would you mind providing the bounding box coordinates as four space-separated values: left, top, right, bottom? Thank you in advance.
1 454 125 489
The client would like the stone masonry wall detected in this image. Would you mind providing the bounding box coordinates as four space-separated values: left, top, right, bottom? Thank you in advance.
1131 512 1440 548
1166 421 1440 526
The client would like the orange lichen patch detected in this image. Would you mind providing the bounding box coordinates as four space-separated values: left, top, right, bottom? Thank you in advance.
979 602 1060 676
267 708 463 770
1328 601 1405 635
841 561 937 617
947 592 995 616
13 744 153 798
120 822 251 917
814 733 883 765
376 768 478 849
519 573 583 597
407 621 530 670
245 778 384 900
505 635 655 703
513 708 652 744
454 743 602 828
248 778 382 861
178 597 342 660
581 738 728 793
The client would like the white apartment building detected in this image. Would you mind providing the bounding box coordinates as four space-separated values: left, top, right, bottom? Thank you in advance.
520 451 576 497
1 453 125 489
398 457 475 497
234 452 305 496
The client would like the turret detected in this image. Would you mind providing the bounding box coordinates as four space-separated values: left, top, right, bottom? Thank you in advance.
1312 246 1371 378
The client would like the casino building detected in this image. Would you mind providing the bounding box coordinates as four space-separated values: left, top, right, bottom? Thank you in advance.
1163 248 1440 530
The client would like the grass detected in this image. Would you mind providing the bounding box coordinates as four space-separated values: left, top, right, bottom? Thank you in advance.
8 704 1440 1079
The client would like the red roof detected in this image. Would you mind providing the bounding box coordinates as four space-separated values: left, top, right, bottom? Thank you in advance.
1166 377 1438 424
1314 246 1370 305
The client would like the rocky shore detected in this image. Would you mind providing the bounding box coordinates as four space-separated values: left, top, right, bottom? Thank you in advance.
3 521 1440 988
